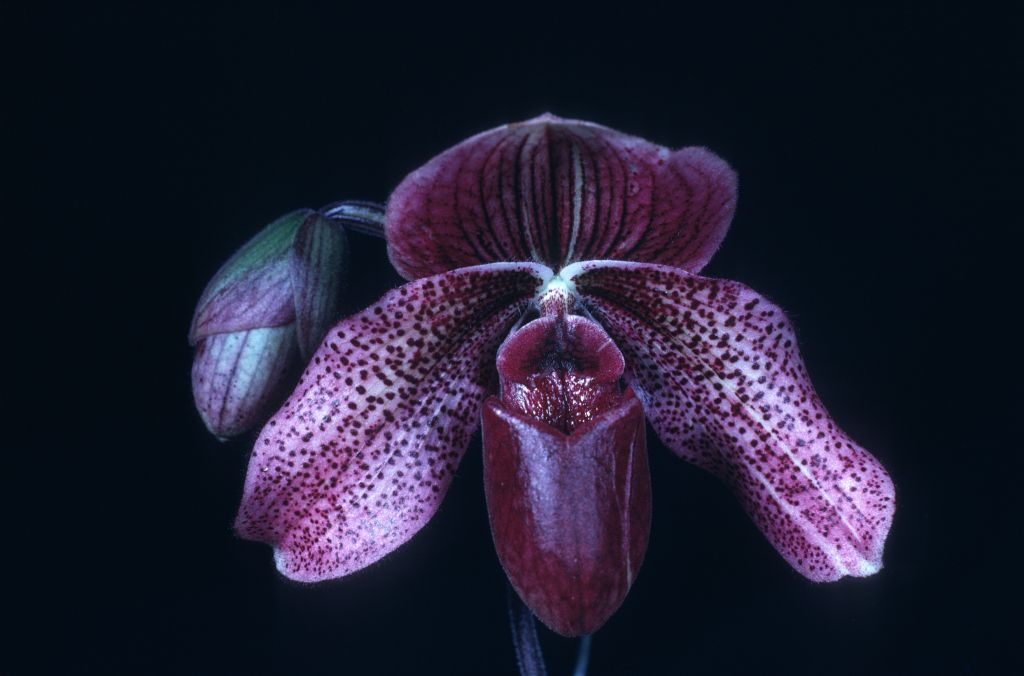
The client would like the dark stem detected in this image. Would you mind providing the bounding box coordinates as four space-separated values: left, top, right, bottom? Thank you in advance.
507 585 548 676
506 587 592 676
572 635 592 676
318 200 386 238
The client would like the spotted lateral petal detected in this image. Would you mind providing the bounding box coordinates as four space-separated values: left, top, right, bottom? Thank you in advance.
386 114 737 280
565 260 895 582
236 263 550 581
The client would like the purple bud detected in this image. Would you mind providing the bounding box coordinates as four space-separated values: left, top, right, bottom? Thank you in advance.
190 209 349 439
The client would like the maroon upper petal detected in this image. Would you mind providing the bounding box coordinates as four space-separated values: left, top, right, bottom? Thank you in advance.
236 262 549 581
566 260 896 582
385 114 737 280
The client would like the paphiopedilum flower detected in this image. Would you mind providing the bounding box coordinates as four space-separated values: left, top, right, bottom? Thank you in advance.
235 115 895 636
190 209 349 438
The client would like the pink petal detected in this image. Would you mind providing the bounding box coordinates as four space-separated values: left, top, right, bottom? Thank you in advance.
290 212 349 359
483 391 650 637
190 210 307 342
236 263 550 582
191 325 298 438
565 260 895 582
385 113 737 280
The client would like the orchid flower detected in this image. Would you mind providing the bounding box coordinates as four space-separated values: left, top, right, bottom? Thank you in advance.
235 115 895 637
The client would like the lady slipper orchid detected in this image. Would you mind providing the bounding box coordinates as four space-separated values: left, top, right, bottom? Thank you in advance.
235 115 895 637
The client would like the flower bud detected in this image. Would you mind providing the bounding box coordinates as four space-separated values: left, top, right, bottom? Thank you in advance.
189 209 349 438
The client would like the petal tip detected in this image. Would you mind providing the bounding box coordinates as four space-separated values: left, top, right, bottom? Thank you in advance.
854 556 884 578
235 505 334 583
518 111 563 125
805 551 885 583
272 547 323 584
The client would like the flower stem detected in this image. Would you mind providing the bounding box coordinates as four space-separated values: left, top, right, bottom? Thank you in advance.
507 585 547 676
318 200 386 238
507 586 592 676
572 635 592 676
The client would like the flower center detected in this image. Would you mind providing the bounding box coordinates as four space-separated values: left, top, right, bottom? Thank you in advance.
534 272 579 317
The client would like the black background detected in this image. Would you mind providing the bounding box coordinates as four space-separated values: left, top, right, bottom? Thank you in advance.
8 3 1021 675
